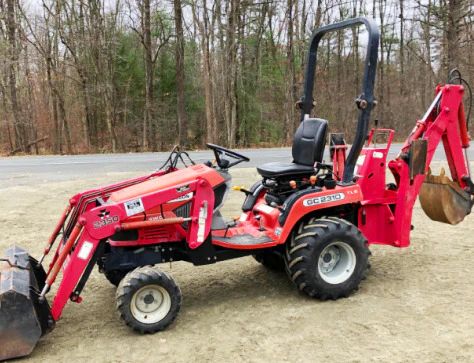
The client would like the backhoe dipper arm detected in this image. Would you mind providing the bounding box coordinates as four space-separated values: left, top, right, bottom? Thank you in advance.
300 17 379 183
400 85 472 189
388 84 473 246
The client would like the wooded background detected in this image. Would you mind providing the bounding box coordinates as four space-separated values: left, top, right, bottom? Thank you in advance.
0 0 472 154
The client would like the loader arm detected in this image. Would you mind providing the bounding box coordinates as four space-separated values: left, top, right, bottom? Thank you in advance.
45 177 214 321
0 170 214 360
40 171 167 272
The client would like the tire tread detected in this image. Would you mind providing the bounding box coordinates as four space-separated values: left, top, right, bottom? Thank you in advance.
285 217 370 300
116 266 181 334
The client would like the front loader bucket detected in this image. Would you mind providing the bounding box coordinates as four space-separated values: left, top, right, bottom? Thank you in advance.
0 246 54 361
420 168 473 225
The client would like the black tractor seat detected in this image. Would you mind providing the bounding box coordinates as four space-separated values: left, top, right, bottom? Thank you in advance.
257 118 328 178
256 162 315 178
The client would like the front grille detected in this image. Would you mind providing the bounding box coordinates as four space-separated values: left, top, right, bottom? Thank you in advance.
143 227 169 240
174 202 191 228
174 201 191 218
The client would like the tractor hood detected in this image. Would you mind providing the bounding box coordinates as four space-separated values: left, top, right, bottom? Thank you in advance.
109 164 225 203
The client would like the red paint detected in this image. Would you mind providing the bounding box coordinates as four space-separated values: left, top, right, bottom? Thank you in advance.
277 185 362 243
359 84 470 247
42 84 471 324
51 229 99 320
109 164 223 203
332 145 347 181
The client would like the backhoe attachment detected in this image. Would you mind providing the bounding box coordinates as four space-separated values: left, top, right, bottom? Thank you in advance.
0 246 54 360
420 168 473 225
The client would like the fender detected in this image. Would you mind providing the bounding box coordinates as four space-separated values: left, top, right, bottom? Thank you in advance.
278 184 363 243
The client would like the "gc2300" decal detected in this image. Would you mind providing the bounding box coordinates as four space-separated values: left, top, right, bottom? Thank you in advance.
303 192 345 207
166 192 193 204
93 215 119 229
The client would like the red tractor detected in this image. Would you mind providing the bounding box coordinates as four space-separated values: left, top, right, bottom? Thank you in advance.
1 17 473 360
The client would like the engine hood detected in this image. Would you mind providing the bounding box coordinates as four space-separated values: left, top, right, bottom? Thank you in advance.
109 164 225 203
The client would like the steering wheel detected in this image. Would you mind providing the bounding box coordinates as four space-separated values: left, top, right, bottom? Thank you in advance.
206 143 250 169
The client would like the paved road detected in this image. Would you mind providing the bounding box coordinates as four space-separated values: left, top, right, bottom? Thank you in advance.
1 143 472 186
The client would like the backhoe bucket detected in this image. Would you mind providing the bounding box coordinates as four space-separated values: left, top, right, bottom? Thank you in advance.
420 168 473 225
0 245 54 361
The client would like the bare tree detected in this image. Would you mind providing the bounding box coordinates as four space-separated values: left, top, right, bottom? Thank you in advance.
132 0 171 150
174 0 188 146
191 0 216 143
4 0 28 151
0 0 472 154
224 0 239 147
285 0 297 143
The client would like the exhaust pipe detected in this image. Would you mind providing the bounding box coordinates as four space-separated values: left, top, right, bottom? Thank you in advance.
0 246 55 361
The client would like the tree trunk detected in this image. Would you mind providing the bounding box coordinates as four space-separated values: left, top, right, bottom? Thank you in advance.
399 0 405 95
23 46 39 154
57 88 71 154
352 0 360 89
420 0 433 108
445 0 463 72
43 3 61 154
378 0 386 122
193 0 216 144
285 0 296 144
78 69 94 151
104 88 117 153
174 0 188 146
225 0 239 147
6 0 27 151
77 0 92 150
0 80 15 152
336 8 343 129
142 0 155 150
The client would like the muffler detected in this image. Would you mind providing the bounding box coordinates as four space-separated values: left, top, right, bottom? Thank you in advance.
420 168 473 225
0 245 54 361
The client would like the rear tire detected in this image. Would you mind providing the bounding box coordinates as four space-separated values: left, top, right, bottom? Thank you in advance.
285 217 369 300
116 266 181 333
253 251 286 271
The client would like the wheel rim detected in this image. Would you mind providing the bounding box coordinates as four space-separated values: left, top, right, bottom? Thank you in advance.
318 241 356 284
130 285 172 324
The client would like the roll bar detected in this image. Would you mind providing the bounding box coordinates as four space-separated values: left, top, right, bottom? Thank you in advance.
300 17 380 183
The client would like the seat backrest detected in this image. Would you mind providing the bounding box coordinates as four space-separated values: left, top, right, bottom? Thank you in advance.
292 118 328 166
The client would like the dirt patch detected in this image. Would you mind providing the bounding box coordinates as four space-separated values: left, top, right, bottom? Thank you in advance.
1 165 474 362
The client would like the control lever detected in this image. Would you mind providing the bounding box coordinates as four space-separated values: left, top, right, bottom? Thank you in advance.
232 186 252 195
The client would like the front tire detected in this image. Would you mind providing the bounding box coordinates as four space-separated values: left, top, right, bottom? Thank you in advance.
286 217 369 300
116 266 181 333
